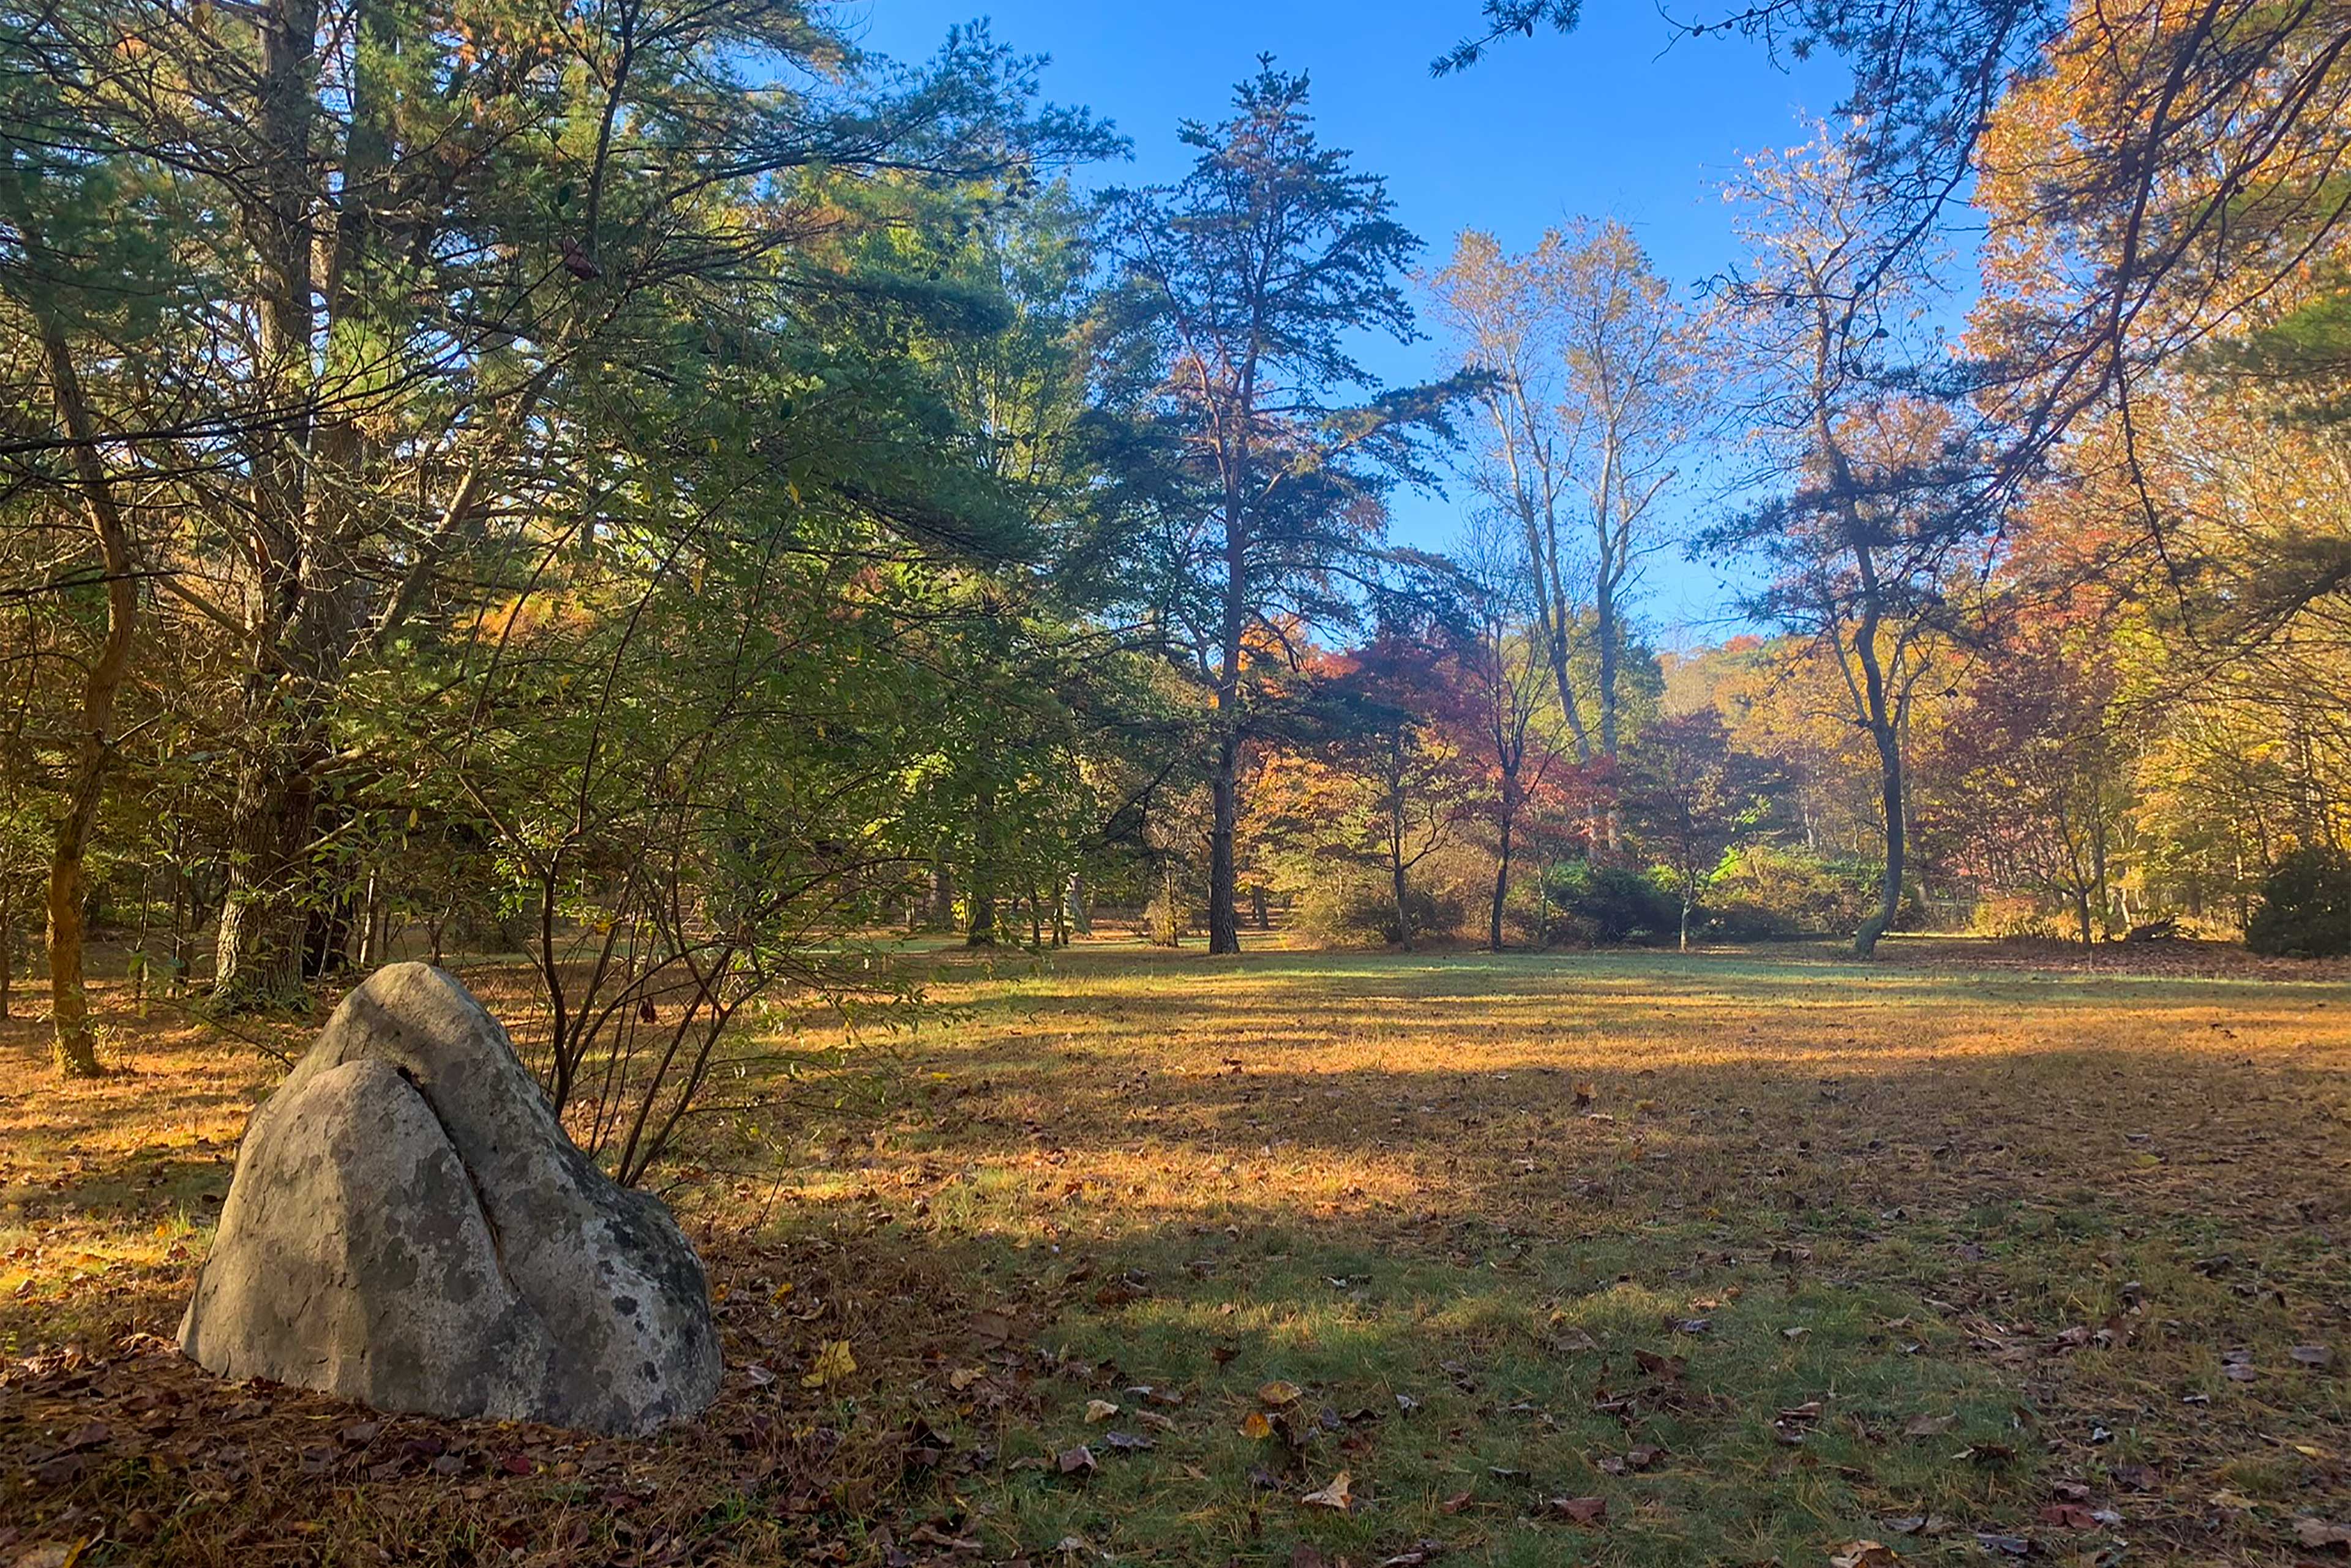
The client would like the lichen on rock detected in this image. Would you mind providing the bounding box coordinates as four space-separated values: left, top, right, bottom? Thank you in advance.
179 963 721 1434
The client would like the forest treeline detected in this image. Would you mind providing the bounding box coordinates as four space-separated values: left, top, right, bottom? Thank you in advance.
5 0 2349 1138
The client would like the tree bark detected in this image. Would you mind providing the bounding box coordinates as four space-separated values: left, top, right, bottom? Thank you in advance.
1488 802 1513 953
1208 728 1240 954
1854 716 1904 958
214 742 324 1005
212 0 332 1009
1208 450 1247 956
39 325 137 1078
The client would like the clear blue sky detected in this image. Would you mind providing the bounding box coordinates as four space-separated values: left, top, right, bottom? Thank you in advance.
848 2 1852 639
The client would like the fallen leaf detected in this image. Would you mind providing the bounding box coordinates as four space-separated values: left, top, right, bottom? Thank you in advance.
2292 1345 2336 1370
10 1545 90 1568
1548 1496 1607 1525
1056 1444 1096 1476
1240 1411 1273 1439
1300 1469 1353 1511
1829 1544 1898 1568
1632 1349 1685 1381
1258 1379 1304 1407
2295 1518 2351 1550
802 1340 855 1389
1084 1399 1120 1424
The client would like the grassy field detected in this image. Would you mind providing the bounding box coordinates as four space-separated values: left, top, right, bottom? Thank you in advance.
4 939 2350 1566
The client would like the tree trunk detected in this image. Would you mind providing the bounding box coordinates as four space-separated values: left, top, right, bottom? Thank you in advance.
1853 719 1903 958
39 325 137 1078
964 872 997 945
1063 872 1090 936
212 0 347 1010
1489 768 1518 953
1 890 12 1021
1392 854 1411 952
1208 728 1240 955
214 742 324 1006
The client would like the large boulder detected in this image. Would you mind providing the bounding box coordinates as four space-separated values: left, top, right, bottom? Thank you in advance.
179 963 722 1434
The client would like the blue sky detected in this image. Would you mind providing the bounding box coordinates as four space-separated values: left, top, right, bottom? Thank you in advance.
847 2 1853 640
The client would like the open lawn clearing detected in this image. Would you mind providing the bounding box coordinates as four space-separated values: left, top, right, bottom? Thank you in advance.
4 940 2350 1566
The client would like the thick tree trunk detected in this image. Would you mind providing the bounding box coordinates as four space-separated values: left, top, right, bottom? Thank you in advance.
1208 729 1240 955
964 869 997 945
214 741 324 1005
1853 721 1903 958
1209 430 1248 957
215 0 329 1010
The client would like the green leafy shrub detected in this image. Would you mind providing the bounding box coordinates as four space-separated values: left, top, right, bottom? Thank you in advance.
1543 860 1678 946
2246 846 2351 957
1708 846 1880 936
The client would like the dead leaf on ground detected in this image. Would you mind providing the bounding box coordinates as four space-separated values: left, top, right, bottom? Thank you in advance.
1084 1399 1120 1423
1547 1496 1607 1525
1300 1470 1353 1511
1828 1543 1899 1568
2297 1518 2351 1551
802 1340 855 1388
1258 1379 1304 1407
1632 1349 1685 1381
